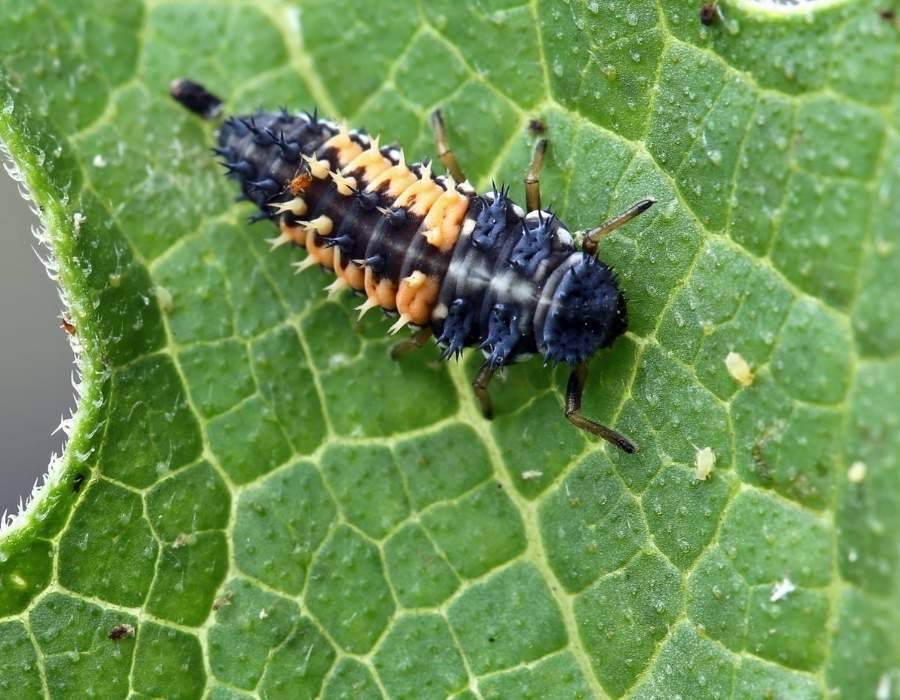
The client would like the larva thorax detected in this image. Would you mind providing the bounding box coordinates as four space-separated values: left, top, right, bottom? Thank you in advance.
217 110 626 368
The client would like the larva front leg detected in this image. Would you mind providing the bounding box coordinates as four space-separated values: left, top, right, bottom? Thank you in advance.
524 137 548 212
581 198 656 257
431 109 466 183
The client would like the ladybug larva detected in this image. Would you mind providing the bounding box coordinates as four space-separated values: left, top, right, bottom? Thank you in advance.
171 79 655 453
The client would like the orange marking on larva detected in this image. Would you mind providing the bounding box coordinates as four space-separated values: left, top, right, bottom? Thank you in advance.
396 271 440 325
334 249 365 290
290 173 313 195
394 179 445 217
307 233 335 268
366 164 418 198
343 149 392 183
280 218 307 246
364 267 397 310
338 258 366 290
422 190 470 252
322 131 364 167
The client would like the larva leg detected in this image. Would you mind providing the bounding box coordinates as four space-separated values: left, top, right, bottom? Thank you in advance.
472 361 496 420
390 327 433 360
581 198 656 256
565 363 637 454
524 138 548 212
431 109 466 183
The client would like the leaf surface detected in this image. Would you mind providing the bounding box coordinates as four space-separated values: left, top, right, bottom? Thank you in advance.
0 0 898 697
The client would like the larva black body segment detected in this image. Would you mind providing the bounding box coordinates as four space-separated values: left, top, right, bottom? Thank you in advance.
172 80 654 453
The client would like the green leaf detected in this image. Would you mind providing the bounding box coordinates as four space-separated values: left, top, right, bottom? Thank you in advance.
1 0 897 697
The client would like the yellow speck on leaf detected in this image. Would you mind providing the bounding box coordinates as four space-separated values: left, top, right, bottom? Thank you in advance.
725 351 754 387
694 446 716 481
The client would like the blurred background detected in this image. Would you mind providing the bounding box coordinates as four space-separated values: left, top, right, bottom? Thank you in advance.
0 170 71 515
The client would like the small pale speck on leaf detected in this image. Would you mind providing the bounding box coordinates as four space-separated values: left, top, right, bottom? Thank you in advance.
725 351 754 387
521 470 543 480
72 212 86 235
173 532 195 548
328 352 350 369
156 286 174 313
92 154 107 168
769 577 796 603
694 446 715 481
258 608 269 620
847 461 867 483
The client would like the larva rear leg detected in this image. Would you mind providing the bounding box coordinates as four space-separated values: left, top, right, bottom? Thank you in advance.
472 362 496 421
389 327 433 360
524 138 548 212
431 109 466 183
565 363 637 454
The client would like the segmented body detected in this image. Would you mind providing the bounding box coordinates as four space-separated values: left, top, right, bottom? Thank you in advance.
217 110 627 367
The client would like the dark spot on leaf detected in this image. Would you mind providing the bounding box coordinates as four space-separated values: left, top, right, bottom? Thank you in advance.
751 442 773 483
212 592 234 611
108 623 135 641
699 3 719 25
60 317 76 336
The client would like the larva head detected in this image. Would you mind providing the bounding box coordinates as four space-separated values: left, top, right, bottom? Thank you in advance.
540 254 627 366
